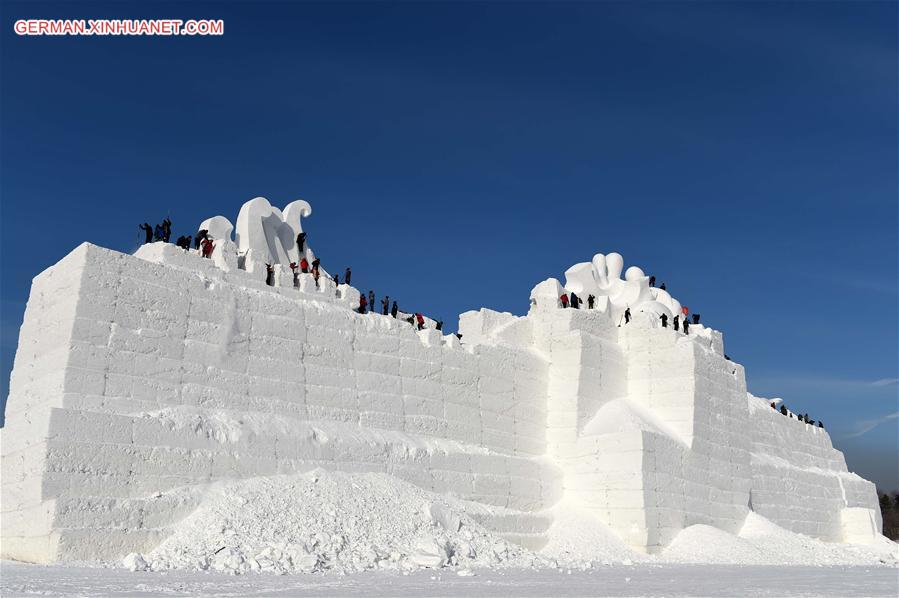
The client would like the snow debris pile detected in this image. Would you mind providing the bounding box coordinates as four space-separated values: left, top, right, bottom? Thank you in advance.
140 470 552 575
128 470 896 576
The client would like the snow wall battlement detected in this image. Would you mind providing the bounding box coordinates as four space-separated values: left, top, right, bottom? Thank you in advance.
1 241 882 564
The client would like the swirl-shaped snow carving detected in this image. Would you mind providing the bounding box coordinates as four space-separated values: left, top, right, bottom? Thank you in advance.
198 197 317 267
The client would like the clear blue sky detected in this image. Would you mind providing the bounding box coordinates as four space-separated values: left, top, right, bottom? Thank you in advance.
1 2 896 489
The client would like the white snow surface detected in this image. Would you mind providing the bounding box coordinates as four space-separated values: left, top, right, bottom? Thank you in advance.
143 470 540 575
131 470 896 576
3 562 898 598
0 199 888 565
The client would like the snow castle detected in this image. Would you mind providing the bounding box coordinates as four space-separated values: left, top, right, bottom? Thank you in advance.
1 197 883 563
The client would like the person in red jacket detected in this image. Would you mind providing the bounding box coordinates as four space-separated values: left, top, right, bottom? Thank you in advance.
415 313 425 330
560 293 569 308
359 293 367 314
299 257 309 273
201 237 214 258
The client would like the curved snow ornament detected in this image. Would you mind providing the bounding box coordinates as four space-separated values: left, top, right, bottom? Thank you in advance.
281 200 313 263
193 197 315 266
235 197 295 265
198 215 234 243
551 252 684 326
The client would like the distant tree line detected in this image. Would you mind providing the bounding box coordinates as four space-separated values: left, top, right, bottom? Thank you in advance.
878 491 899 541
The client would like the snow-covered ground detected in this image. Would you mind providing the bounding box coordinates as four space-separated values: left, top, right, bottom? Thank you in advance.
2 561 896 597
106 470 897 575
1 470 896 596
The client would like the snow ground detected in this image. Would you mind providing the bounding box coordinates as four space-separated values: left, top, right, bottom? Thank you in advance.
2 561 897 597
3 470 895 597
134 471 898 574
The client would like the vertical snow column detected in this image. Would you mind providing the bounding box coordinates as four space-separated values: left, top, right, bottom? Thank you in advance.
1 243 194 563
619 324 751 551
455 309 556 548
680 334 751 534
2 244 98 563
531 307 647 544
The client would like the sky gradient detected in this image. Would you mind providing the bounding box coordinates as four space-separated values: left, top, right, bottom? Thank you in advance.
1 2 897 489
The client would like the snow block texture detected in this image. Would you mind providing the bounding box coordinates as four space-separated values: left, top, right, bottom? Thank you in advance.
0 241 883 564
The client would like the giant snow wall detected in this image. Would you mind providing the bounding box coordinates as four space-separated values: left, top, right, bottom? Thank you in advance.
1 199 883 564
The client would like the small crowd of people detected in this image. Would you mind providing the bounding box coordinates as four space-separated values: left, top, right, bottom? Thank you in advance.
657 311 701 335
139 224 452 335
139 219 215 258
139 219 172 244
558 280 701 336
771 402 824 428
354 286 444 333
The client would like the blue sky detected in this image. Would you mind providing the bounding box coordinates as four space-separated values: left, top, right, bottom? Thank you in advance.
1 2 896 489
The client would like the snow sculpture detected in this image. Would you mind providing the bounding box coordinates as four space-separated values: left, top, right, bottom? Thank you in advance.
281 199 313 264
231 197 318 269
0 203 886 564
192 197 321 276
561 252 682 325
198 215 234 242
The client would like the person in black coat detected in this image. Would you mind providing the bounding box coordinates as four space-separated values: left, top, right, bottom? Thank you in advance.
570 291 580 309
296 232 307 254
391 301 398 318
139 223 153 244
659 313 668 328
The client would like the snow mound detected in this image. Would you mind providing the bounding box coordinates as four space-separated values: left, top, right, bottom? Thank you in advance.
660 513 898 566
737 512 898 566
661 524 768 564
138 471 896 577
541 499 644 565
142 470 552 575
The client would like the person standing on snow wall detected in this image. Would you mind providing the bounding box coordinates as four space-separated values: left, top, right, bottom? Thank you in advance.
139 223 153 244
296 232 306 255
195 229 208 250
201 237 214 258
